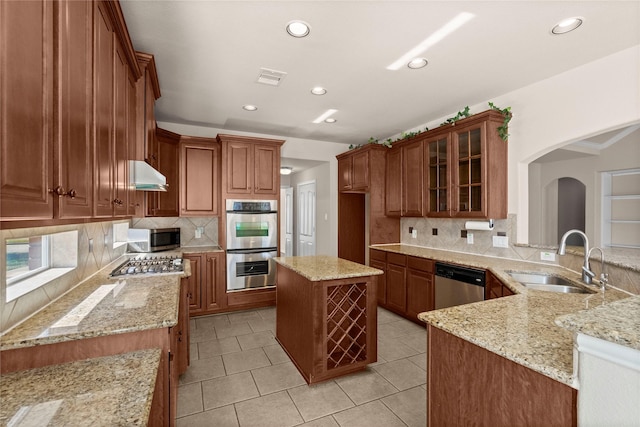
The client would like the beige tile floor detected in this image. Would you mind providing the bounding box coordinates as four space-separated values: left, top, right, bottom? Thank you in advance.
177 306 427 427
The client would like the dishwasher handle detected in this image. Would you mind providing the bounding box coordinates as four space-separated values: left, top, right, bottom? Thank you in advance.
435 263 485 287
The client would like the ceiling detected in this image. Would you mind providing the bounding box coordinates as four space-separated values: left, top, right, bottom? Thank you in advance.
120 1 640 147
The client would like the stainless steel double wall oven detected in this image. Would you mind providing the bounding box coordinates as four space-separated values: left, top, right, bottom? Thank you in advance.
225 200 278 291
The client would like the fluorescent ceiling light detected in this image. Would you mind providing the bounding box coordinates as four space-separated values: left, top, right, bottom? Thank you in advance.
280 166 293 175
387 12 475 71
313 109 337 124
324 118 337 123
311 86 327 95
242 105 258 111
407 58 428 69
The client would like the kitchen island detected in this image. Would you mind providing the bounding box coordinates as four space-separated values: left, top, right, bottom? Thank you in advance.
274 256 382 384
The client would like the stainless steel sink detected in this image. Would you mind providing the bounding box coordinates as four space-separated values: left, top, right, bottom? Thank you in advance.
508 272 593 294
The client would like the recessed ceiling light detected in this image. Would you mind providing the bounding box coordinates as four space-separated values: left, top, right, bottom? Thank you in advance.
242 105 258 111
286 21 310 38
313 109 337 124
408 58 428 69
387 12 474 70
551 17 583 35
324 118 337 123
311 86 327 95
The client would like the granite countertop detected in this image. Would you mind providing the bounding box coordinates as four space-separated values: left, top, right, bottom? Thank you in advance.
0 256 185 351
0 348 161 426
274 255 383 281
180 245 224 254
371 244 635 387
555 295 640 350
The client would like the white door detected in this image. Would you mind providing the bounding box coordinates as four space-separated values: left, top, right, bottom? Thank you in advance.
283 187 293 256
297 181 316 256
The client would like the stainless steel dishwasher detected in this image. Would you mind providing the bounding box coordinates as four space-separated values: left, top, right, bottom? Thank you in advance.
434 262 485 309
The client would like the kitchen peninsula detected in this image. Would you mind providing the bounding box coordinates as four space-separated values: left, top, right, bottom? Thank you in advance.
274 256 382 384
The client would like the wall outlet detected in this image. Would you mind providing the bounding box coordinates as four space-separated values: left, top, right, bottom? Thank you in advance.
411 229 417 239
492 235 509 248
467 233 474 244
195 226 204 239
540 251 556 262
432 228 438 236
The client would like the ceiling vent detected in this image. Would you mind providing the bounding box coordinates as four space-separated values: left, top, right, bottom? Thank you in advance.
256 68 287 86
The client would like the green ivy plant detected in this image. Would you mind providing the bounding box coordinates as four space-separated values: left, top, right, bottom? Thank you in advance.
440 106 470 126
488 102 512 141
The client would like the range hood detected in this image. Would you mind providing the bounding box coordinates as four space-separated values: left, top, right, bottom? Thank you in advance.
129 161 168 192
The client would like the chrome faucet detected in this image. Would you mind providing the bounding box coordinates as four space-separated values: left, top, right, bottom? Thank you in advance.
557 229 592 285
586 247 609 291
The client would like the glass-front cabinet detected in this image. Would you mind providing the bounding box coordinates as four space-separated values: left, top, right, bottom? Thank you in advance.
455 124 484 215
426 136 451 217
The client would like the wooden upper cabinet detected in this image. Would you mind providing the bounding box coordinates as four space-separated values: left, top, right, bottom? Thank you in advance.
180 137 220 217
0 0 55 221
57 0 93 219
337 148 370 193
150 128 180 217
385 146 402 217
92 1 114 218
113 41 129 217
425 135 452 217
402 139 425 217
218 134 284 199
451 111 508 219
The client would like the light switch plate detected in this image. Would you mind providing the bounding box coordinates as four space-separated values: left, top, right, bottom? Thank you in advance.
492 235 509 248
195 226 204 239
467 233 474 244
411 229 417 239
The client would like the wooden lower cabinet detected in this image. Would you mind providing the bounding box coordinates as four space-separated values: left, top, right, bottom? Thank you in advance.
427 325 577 427
183 252 227 315
377 252 434 323
486 270 515 299
369 249 387 305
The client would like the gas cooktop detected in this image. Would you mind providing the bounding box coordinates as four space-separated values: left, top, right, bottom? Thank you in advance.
110 255 184 277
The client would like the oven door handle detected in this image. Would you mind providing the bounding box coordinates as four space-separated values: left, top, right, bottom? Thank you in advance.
226 247 278 255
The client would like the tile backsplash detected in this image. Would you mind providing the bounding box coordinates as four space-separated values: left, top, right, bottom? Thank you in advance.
1 220 128 333
131 217 219 247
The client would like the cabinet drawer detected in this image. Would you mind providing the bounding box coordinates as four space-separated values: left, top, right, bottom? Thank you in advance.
407 256 433 273
387 252 407 266
370 249 386 262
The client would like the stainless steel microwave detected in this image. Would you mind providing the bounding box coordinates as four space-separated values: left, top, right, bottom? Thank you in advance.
127 228 181 253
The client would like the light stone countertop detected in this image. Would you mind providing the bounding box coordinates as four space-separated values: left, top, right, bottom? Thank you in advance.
0 348 161 426
0 256 186 351
555 295 640 350
274 255 383 281
371 244 634 387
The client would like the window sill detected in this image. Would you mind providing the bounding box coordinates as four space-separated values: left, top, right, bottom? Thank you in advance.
6 268 75 302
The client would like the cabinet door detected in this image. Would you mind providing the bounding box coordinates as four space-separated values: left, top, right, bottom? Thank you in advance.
402 139 425 217
370 258 387 305
226 141 252 194
453 122 486 217
181 140 220 216
351 150 369 190
205 252 226 311
406 268 433 319
177 275 190 375
113 42 129 217
425 135 451 217
183 254 202 314
0 1 54 221
338 156 352 192
93 2 114 218
385 147 402 217
254 144 279 195
386 262 407 313
154 131 179 216
57 0 93 219
127 71 141 216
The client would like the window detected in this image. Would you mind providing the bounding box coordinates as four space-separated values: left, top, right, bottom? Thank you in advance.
6 236 50 285
5 230 78 302
602 168 640 248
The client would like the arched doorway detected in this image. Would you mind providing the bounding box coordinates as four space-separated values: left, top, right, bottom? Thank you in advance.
557 177 586 245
